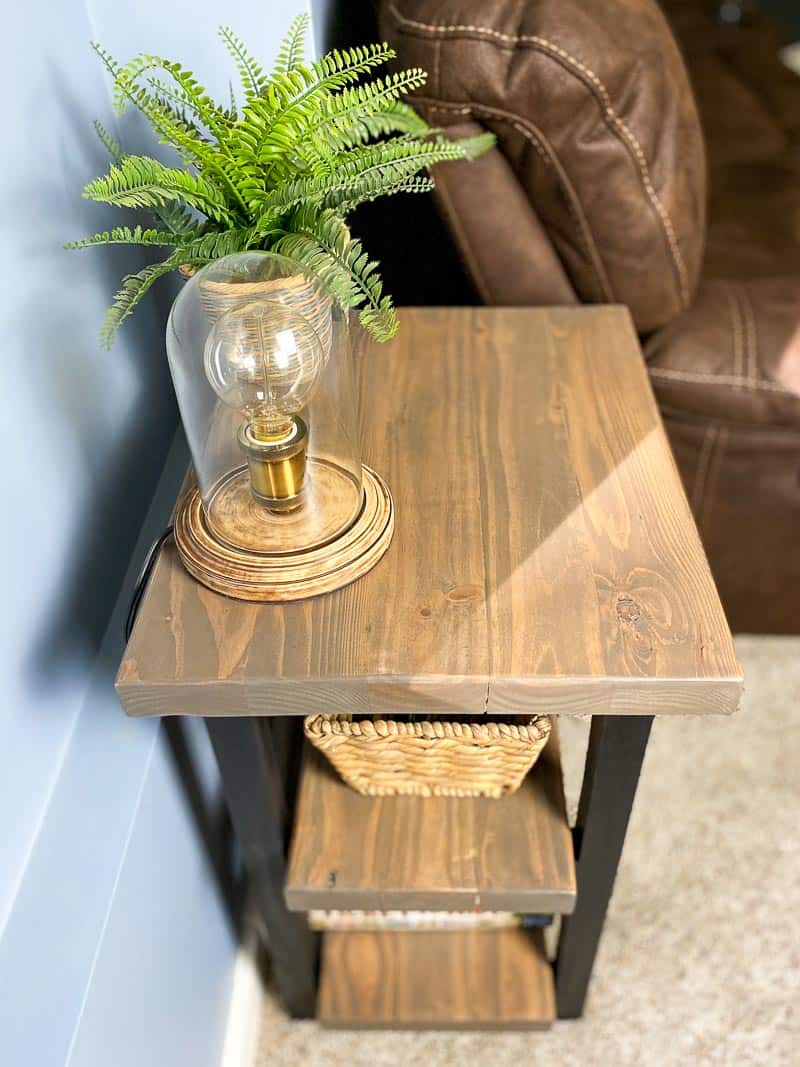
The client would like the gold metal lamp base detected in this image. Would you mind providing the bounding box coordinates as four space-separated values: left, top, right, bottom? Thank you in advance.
174 465 394 602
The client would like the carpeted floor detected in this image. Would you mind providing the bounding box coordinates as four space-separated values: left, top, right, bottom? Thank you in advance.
255 636 800 1067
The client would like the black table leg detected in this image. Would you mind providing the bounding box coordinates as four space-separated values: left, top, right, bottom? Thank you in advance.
554 715 653 1019
206 716 317 1018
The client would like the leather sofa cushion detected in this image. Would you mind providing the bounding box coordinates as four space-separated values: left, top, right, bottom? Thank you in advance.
380 0 707 333
645 277 800 428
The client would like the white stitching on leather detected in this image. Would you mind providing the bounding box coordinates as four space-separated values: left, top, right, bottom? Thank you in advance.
723 284 745 384
739 284 759 389
649 367 792 394
420 98 615 301
389 4 691 305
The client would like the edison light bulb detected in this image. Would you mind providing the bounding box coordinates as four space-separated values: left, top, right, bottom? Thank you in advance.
204 300 324 511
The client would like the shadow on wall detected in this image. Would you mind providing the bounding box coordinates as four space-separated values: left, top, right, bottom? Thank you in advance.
22 69 178 699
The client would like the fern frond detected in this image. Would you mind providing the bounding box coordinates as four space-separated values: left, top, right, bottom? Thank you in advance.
111 53 165 114
83 155 234 224
302 69 428 155
100 256 179 349
95 115 197 233
238 45 397 176
272 13 310 76
333 174 434 215
254 135 476 223
263 44 396 119
156 59 230 138
219 25 267 100
65 225 189 250
93 43 214 168
93 119 125 161
275 208 397 340
333 101 431 146
333 134 485 179
152 200 198 237
454 132 497 159
176 227 259 264
299 102 433 178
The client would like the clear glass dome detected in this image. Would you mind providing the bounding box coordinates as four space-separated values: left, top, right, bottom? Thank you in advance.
167 252 363 555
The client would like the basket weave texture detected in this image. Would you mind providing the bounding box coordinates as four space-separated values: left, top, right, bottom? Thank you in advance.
304 714 552 798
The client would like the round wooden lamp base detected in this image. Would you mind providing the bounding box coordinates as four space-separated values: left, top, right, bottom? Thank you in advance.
174 465 394 602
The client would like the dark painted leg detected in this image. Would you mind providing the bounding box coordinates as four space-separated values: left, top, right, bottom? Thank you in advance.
555 715 653 1019
206 716 317 1018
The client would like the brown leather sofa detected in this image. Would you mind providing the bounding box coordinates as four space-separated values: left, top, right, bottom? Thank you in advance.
376 0 800 634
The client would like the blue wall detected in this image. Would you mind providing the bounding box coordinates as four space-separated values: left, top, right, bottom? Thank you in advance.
0 3 313 1065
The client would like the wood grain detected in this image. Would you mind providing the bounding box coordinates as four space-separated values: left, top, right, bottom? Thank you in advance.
318 927 555 1029
117 307 742 718
285 728 576 913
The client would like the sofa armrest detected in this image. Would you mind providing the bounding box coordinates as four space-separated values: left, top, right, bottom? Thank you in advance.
433 121 578 307
380 0 706 332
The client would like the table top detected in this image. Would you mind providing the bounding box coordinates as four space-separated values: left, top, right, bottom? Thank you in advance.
117 306 742 718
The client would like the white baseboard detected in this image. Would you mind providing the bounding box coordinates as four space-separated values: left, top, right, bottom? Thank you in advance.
220 912 263 1067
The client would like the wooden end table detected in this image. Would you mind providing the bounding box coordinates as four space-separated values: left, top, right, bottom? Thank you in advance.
117 307 742 1029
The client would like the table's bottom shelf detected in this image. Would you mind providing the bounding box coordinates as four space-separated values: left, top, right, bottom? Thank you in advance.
318 927 555 1029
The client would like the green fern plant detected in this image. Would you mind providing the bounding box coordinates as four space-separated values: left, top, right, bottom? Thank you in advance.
67 16 493 347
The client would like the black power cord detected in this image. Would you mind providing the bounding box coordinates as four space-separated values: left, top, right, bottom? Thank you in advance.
124 525 175 643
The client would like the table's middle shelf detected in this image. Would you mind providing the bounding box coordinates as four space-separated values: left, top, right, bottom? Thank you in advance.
285 726 576 914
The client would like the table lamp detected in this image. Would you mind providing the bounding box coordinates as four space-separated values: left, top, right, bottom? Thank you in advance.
166 252 394 601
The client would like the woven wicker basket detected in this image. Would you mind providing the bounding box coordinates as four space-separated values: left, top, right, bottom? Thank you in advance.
304 714 552 798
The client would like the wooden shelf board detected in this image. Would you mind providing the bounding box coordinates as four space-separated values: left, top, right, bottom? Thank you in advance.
318 928 555 1029
285 728 576 914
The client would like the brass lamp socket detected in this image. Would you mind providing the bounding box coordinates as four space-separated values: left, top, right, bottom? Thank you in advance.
238 416 308 512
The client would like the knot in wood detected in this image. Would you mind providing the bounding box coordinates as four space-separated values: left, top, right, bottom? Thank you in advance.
616 595 642 623
446 584 483 604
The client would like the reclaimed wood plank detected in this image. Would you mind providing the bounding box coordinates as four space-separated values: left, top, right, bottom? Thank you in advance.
285 729 576 914
318 927 555 1029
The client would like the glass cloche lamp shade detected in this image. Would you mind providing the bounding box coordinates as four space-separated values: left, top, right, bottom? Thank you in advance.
166 252 394 602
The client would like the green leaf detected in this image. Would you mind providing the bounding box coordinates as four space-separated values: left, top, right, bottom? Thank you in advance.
274 208 398 341
155 58 230 139
65 225 188 250
456 132 496 159
236 44 397 179
253 135 479 223
92 43 215 169
176 227 259 264
302 69 428 156
272 13 310 76
93 119 125 162
219 25 268 100
99 257 179 349
332 174 434 215
83 155 234 224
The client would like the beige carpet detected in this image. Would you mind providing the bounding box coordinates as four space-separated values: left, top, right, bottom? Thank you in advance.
255 636 800 1066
